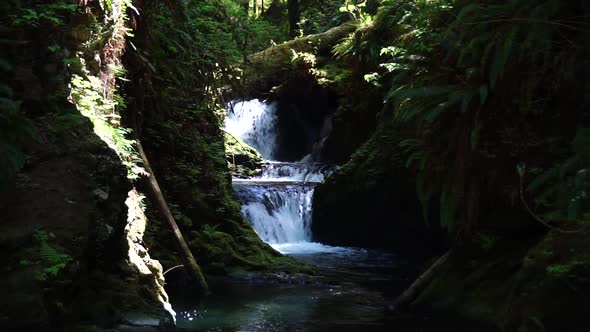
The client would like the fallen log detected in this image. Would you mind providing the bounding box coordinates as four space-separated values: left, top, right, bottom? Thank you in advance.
137 141 209 295
244 22 356 89
391 250 451 311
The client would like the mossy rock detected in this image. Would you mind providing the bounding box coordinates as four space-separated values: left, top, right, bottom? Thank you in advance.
225 133 264 178
189 223 306 275
126 0 292 278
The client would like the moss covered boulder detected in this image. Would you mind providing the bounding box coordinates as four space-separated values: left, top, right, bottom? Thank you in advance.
225 132 264 178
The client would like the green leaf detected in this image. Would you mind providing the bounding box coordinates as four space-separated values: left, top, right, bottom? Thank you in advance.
479 85 488 105
573 128 590 157
490 27 517 88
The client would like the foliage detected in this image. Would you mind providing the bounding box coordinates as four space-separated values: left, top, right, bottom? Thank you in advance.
299 0 349 35
333 0 590 237
62 0 149 180
9 1 78 27
244 18 288 54
299 0 380 36
29 229 73 281
70 73 143 179
126 0 296 271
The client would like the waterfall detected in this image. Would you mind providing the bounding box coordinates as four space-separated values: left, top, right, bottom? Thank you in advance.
225 100 278 160
232 163 336 244
225 100 338 253
233 183 314 244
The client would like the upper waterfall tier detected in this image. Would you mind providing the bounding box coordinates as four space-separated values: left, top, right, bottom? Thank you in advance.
225 100 278 160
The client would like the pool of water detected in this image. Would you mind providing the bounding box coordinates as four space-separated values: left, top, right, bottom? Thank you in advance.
170 244 497 332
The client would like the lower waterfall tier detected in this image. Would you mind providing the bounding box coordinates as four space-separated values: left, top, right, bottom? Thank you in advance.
233 182 314 244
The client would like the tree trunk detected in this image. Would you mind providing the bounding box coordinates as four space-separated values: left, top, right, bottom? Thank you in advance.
243 0 249 14
287 0 300 38
137 141 209 295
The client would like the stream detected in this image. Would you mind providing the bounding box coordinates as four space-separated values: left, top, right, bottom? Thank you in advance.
170 100 497 332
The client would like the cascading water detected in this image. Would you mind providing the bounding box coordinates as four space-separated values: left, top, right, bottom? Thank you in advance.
174 100 436 332
225 100 340 253
233 182 314 244
226 100 278 160
232 163 336 244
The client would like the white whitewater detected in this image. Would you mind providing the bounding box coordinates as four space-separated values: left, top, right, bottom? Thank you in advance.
225 100 278 160
233 183 314 244
226 100 344 254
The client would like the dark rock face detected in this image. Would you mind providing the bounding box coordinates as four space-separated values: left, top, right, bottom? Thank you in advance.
272 78 339 161
312 124 443 252
0 116 172 329
317 84 383 164
0 1 172 329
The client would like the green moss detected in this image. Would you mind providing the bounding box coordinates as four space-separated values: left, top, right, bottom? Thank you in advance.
189 224 305 274
125 0 304 275
312 61 352 88
224 132 264 178
546 264 572 276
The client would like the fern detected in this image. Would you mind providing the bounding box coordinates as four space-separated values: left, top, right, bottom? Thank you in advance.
31 230 72 281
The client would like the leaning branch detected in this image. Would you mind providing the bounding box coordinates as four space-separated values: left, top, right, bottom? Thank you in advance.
163 264 185 276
